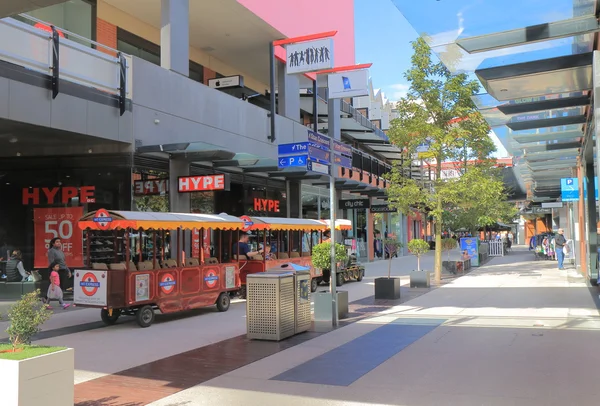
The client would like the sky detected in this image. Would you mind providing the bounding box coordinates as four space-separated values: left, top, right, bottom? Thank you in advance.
353 0 509 157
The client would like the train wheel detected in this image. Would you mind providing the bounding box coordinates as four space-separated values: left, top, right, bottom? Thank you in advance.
336 272 345 286
356 269 364 282
136 305 155 328
216 292 230 312
100 309 121 325
310 278 318 293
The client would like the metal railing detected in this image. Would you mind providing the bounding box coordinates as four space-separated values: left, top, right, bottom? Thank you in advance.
0 15 131 113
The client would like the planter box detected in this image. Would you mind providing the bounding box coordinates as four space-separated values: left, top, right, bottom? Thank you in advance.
410 271 431 288
0 348 74 406
314 290 349 322
375 277 400 299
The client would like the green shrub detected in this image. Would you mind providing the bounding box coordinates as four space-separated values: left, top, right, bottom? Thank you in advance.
312 242 348 270
6 290 51 351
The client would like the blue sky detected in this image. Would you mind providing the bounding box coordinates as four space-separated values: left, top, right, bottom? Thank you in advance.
353 0 509 157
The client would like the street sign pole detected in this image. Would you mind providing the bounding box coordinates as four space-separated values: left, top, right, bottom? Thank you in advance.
327 96 339 327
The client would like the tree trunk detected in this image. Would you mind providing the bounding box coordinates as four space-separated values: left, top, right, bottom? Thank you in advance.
434 197 443 284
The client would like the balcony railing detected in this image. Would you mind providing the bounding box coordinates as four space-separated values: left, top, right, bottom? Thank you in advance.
0 15 131 113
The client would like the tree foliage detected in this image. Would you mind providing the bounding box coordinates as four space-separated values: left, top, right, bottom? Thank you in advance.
386 37 509 283
311 242 347 270
383 238 403 278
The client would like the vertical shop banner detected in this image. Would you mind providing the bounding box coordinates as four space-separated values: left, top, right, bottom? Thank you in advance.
192 228 200 260
460 237 479 267
203 229 211 259
34 207 84 268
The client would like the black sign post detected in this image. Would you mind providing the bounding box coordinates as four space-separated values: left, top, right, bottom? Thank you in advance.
339 199 370 209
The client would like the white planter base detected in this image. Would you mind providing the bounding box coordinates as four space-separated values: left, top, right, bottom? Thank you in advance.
0 348 74 406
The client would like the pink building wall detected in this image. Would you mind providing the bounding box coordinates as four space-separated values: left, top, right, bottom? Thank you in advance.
237 0 356 67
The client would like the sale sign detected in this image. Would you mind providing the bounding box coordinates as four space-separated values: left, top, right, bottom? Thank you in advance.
34 207 84 268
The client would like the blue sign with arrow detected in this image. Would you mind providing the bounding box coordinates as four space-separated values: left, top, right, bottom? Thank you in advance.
278 155 308 168
561 178 578 202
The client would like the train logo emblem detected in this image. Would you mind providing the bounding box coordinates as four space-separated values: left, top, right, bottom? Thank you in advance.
93 208 113 230
80 272 100 297
204 269 219 288
159 273 176 294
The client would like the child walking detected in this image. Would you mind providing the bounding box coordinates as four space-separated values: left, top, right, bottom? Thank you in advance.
45 262 71 310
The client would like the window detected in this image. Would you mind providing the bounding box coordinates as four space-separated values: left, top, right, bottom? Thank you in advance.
18 0 96 46
117 28 204 84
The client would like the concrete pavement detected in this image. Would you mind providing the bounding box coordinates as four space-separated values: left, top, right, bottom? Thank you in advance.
147 247 600 406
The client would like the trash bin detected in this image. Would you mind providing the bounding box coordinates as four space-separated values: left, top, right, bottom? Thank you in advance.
246 272 295 341
266 263 312 335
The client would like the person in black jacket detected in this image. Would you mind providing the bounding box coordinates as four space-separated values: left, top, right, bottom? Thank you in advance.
554 229 567 270
5 250 29 282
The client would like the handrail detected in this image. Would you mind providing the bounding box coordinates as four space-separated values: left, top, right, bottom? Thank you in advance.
19 13 124 56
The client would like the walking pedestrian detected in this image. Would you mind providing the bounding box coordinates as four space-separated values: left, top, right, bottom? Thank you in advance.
47 237 72 291
554 229 566 270
44 262 71 310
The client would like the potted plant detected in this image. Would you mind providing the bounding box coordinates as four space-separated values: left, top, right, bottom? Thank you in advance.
311 242 350 320
0 291 74 406
441 238 458 274
311 242 348 287
374 238 403 300
408 239 431 288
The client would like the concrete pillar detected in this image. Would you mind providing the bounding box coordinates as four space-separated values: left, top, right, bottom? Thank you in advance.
277 61 301 122
169 158 190 213
367 197 374 262
161 0 189 76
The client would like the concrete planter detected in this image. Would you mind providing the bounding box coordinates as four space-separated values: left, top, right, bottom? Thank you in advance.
313 290 348 323
410 271 431 288
0 348 74 406
374 277 400 300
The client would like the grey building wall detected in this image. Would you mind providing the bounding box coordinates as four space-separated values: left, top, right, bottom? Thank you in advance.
131 56 308 159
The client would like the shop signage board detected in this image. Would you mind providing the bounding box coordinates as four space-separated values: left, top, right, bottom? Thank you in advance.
278 142 310 155
541 202 563 208
253 198 280 212
33 207 84 268
460 238 479 267
208 75 244 89
286 38 334 74
178 174 230 193
23 186 95 205
532 207 552 214
560 178 578 202
327 69 369 99
339 199 370 209
370 205 397 213
134 179 168 196
278 142 331 165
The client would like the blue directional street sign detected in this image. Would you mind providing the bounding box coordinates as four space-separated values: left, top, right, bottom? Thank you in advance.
307 130 331 149
308 145 331 163
278 154 308 168
278 142 309 155
333 140 352 157
334 154 352 169
561 178 578 202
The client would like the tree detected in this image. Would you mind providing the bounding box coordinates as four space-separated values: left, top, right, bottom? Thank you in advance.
6 290 51 351
383 238 403 278
407 239 430 272
386 37 500 284
441 238 457 261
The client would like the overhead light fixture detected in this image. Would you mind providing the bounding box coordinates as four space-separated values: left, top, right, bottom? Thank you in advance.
8 137 17 143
